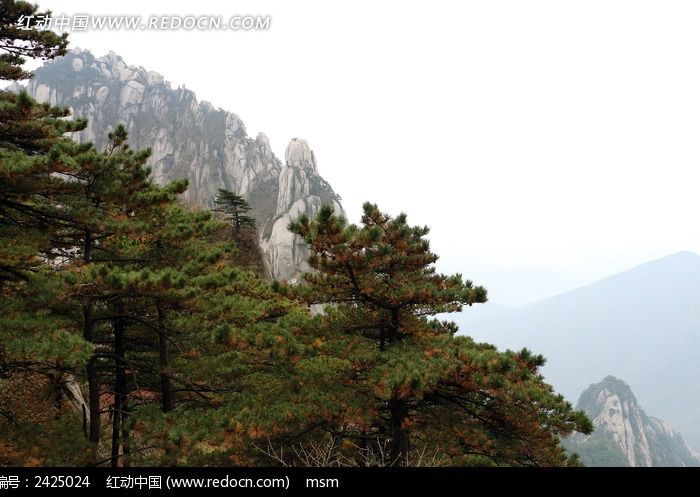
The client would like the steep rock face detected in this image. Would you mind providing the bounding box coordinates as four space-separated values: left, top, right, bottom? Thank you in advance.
264 138 343 280
565 376 700 467
23 48 344 280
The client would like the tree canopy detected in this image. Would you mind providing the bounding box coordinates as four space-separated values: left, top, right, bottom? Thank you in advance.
267 203 592 466
0 0 68 81
213 188 256 234
0 0 591 467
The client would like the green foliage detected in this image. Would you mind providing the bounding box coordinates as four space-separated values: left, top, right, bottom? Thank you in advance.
0 0 69 81
274 202 591 466
213 188 255 234
0 28 94 467
0 374 93 466
0 5 590 464
0 104 591 467
563 431 629 467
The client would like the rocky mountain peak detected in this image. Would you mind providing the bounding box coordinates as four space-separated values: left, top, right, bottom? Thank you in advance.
255 133 272 157
266 136 343 280
23 48 344 280
565 376 700 467
285 138 317 172
579 375 636 409
579 376 654 466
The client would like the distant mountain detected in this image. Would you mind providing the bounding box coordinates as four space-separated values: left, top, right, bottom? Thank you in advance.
17 49 344 280
564 376 700 467
458 251 700 451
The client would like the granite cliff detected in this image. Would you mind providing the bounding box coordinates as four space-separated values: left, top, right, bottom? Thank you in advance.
565 376 700 467
22 48 344 280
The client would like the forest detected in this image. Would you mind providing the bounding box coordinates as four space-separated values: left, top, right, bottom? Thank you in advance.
0 0 590 467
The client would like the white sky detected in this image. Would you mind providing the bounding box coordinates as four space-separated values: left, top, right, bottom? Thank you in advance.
26 0 700 305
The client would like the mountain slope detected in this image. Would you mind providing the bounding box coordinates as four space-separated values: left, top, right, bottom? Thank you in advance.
459 251 700 450
565 376 700 467
22 49 344 280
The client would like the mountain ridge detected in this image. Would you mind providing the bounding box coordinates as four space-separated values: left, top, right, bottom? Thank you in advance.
458 250 700 451
527 251 700 310
20 48 345 281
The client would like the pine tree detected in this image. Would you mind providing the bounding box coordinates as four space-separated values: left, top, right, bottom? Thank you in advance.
213 188 255 235
48 125 188 462
48 138 293 465
0 0 592 467
0 0 68 81
0 0 84 279
275 202 592 466
130 271 310 465
0 0 86 323
123 218 310 465
0 4 94 464
119 203 237 419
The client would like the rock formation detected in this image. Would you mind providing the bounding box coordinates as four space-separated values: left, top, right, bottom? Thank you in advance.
22 48 344 280
565 376 700 467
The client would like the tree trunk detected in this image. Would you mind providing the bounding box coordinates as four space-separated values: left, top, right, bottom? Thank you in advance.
389 398 409 466
156 303 175 412
61 374 90 436
121 408 131 467
49 373 62 419
84 305 101 446
86 355 100 445
388 308 400 341
385 308 409 465
83 231 101 448
110 302 127 467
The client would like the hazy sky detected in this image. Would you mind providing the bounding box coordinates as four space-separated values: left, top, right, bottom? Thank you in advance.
25 0 700 305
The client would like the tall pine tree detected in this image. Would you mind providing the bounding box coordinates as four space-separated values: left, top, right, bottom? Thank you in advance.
0 3 93 464
273 203 591 466
213 188 255 235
